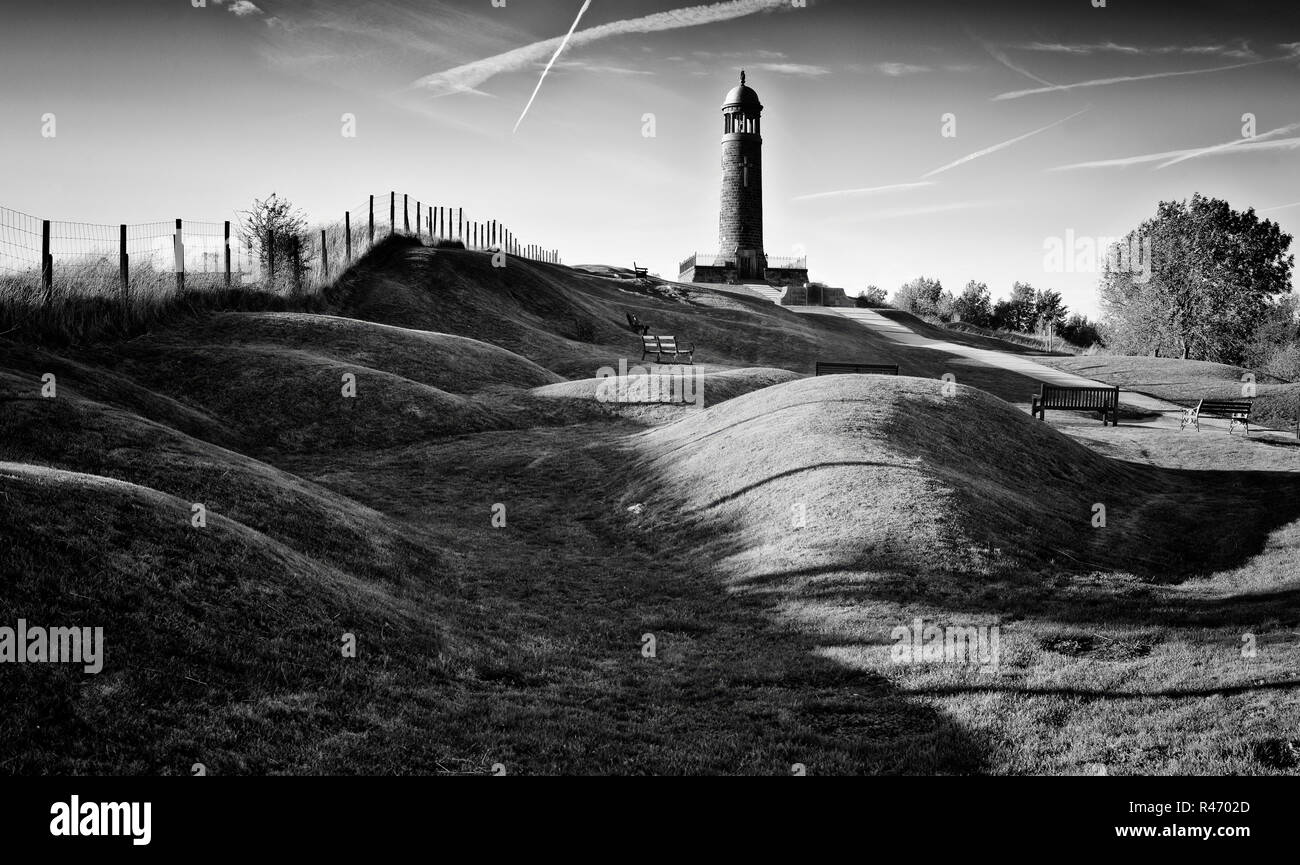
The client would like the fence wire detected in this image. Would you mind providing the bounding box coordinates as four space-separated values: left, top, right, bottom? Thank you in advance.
0 191 563 312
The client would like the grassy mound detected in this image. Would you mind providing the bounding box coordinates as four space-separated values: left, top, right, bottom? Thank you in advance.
171 311 563 394
628 375 1300 580
532 367 801 408
327 235 906 380
0 461 443 774
0 388 447 588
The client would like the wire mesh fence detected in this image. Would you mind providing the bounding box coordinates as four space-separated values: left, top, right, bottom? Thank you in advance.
0 191 564 328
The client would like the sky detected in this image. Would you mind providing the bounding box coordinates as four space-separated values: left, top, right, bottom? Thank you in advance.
2 0 1299 317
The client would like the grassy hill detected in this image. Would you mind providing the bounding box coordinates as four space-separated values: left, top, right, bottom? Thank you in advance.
3 235 1299 774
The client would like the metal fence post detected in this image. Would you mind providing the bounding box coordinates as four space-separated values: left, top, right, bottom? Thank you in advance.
119 224 129 310
345 211 352 264
174 218 185 293
40 220 52 303
223 221 232 288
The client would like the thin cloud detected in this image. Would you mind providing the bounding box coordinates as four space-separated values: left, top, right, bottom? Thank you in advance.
863 201 999 219
1020 40 1257 60
921 107 1090 178
214 0 263 16
993 56 1279 101
874 62 932 77
969 30 1055 87
1261 201 1300 213
1155 123 1300 169
1049 137 1300 171
794 181 936 202
746 62 831 77
411 0 792 97
551 60 653 76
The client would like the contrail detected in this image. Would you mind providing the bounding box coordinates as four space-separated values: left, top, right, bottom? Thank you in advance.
992 57 1278 101
921 107 1090 178
1156 122 1300 169
793 181 936 202
514 0 593 134
1048 136 1300 171
966 27 1055 87
412 0 789 97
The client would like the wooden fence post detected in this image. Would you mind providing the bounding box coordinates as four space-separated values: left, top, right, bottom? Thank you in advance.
174 218 185 293
458 208 463 241
390 192 396 235
292 235 302 295
320 229 328 281
40 220 52 303
403 194 410 233
345 212 352 264
119 224 129 310
368 196 375 245
223 221 232 288
416 201 421 237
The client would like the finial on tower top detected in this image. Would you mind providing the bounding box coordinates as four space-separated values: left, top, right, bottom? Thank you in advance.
740 70 746 85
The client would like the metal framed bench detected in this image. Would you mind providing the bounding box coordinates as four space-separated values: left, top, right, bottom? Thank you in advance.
626 312 650 335
814 362 899 376
632 262 649 279
1031 384 1120 426
640 335 695 365
1181 398 1253 435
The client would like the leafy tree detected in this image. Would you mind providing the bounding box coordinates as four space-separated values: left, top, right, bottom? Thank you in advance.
992 281 1038 331
1034 289 1068 330
1059 312 1103 348
893 276 943 316
856 285 889 307
1100 194 1294 362
951 280 992 326
240 193 309 292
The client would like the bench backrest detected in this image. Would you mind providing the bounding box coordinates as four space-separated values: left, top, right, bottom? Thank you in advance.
1038 385 1119 409
1197 399 1253 415
658 336 679 352
815 362 899 376
641 335 659 351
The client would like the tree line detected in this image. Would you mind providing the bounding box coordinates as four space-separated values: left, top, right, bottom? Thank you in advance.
856 194 1296 370
859 278 1102 349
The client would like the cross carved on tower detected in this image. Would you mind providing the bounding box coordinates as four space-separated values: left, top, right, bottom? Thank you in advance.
741 156 752 188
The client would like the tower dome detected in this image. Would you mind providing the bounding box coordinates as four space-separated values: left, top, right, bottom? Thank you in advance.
722 70 763 111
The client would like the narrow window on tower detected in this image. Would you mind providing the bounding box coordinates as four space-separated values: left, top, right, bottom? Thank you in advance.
741 156 750 188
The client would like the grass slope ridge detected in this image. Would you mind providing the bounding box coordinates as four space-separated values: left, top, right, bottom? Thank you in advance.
629 376 1300 579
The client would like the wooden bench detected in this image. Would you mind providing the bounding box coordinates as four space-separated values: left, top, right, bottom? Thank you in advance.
626 312 650 335
632 262 649 279
1031 384 1120 426
640 335 695 365
814 362 899 376
1181 398 1253 435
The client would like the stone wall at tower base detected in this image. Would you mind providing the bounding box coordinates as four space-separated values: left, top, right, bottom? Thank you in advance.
678 262 809 289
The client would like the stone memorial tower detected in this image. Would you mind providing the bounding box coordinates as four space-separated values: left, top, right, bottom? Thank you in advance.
719 70 765 280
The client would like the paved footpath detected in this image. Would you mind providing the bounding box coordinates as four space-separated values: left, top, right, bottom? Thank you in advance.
788 306 1193 426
